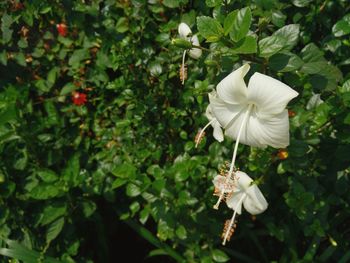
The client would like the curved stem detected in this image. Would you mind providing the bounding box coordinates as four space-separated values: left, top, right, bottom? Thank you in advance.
222 193 246 245
195 119 215 148
213 105 252 210
191 45 210 52
228 105 252 175
181 50 187 85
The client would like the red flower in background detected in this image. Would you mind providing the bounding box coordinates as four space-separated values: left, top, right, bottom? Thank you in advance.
56 23 67 37
72 92 87 106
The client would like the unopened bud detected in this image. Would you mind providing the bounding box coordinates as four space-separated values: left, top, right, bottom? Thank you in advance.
172 38 192 49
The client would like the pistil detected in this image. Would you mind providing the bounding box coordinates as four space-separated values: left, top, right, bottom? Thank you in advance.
222 193 247 245
181 50 187 85
195 119 215 148
213 105 252 209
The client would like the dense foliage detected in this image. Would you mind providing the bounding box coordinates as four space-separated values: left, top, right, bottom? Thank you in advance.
1 0 350 262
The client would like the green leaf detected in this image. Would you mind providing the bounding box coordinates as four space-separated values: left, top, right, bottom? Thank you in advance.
269 52 303 72
29 184 61 200
62 154 80 186
147 249 168 258
332 14 350 37
44 101 59 125
272 11 286 27
224 10 238 36
259 24 299 57
126 183 141 197
231 36 257 54
47 67 59 89
0 50 7 65
14 52 26 66
212 249 230 262
205 0 222 7
162 0 181 8
197 16 223 42
175 225 187 240
112 178 127 189
292 0 313 7
0 239 61 263
1 13 13 44
301 61 327 74
81 200 97 217
37 169 58 183
301 43 324 63
258 35 285 57
229 7 252 42
46 217 65 244
60 82 76 96
0 103 16 127
68 49 89 69
40 203 67 226
116 17 128 33
274 24 300 50
111 163 137 179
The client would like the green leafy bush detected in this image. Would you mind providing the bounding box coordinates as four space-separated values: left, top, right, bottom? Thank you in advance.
0 0 350 262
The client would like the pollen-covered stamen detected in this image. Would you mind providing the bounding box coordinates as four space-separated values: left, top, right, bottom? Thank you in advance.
180 50 187 84
213 174 236 209
194 128 205 146
222 192 247 245
195 119 215 148
221 219 237 243
179 63 187 84
214 105 252 210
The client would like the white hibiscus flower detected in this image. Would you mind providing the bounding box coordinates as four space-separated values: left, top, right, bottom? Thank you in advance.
178 22 202 84
213 171 268 245
210 64 298 210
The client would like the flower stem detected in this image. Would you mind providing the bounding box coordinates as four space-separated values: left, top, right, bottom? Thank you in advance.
222 193 246 245
181 50 187 85
228 105 252 174
195 119 215 148
191 45 210 52
213 105 252 210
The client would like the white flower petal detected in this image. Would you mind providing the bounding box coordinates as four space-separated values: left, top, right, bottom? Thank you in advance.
223 107 266 148
249 110 290 148
213 121 224 142
216 64 250 105
226 191 244 214
205 105 224 142
235 171 253 190
209 93 245 129
205 104 214 120
247 72 299 119
188 35 202 59
224 107 290 148
178 22 192 38
243 185 268 215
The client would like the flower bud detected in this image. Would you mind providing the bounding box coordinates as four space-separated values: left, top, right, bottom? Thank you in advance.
171 38 192 49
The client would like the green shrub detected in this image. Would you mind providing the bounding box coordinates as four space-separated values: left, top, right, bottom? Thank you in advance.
0 0 349 262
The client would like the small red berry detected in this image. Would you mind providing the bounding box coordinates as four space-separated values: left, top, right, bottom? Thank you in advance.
288 110 296 118
277 149 289 160
72 92 87 106
56 23 68 37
